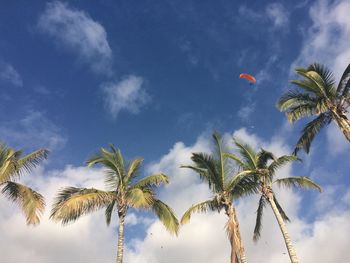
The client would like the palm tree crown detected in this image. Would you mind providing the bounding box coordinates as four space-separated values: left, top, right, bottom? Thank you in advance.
277 63 350 154
50 145 179 263
181 133 256 263
0 143 48 225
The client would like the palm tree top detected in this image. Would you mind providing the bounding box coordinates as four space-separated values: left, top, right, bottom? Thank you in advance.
51 144 179 235
0 143 48 225
277 62 350 154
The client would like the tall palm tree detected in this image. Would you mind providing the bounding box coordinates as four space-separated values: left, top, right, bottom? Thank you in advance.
0 143 48 225
50 145 179 263
181 133 256 263
277 63 350 154
226 139 321 263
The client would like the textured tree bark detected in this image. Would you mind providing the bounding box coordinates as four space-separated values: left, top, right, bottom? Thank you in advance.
227 205 248 263
268 194 298 263
116 213 126 263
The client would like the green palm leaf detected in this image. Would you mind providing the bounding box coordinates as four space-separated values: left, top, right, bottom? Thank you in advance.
131 173 169 189
273 195 290 222
253 196 266 242
257 149 275 168
181 198 219 225
50 187 114 224
125 158 143 183
233 139 257 169
274 176 322 192
105 200 115 226
2 181 45 225
293 113 332 154
285 103 318 122
126 187 155 208
277 91 317 111
268 155 299 174
152 199 179 235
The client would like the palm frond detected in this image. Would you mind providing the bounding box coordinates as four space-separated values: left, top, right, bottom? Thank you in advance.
253 196 266 241
15 149 49 175
272 195 290 222
231 176 259 198
0 147 48 183
131 173 169 189
290 79 323 96
50 187 114 225
223 153 248 170
125 158 143 183
2 181 45 225
268 155 299 175
187 152 223 192
274 176 322 192
257 149 275 168
307 63 336 96
125 187 155 208
87 147 125 182
181 198 220 225
277 90 317 111
293 113 332 154
212 132 225 189
104 169 119 191
285 103 318 122
233 139 257 169
337 63 350 96
294 68 327 97
152 199 179 235
226 170 256 191
105 200 115 226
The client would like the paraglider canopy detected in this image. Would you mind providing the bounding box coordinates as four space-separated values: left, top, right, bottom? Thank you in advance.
239 73 256 84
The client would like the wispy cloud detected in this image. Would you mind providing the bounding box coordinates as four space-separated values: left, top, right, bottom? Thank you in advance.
101 75 150 118
293 0 350 78
266 3 289 30
38 1 112 74
238 2 289 31
0 61 23 87
0 110 67 150
237 103 255 122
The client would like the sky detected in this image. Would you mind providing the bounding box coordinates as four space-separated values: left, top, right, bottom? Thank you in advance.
0 0 350 262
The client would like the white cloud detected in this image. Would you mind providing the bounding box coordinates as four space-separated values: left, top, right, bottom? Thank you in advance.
0 61 23 87
38 1 112 74
0 129 349 263
266 3 289 30
0 110 67 151
0 165 116 263
102 75 150 118
293 0 350 78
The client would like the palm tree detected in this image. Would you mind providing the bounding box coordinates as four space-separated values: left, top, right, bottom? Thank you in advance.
50 145 179 263
0 143 48 225
226 139 321 263
277 63 350 154
181 133 256 263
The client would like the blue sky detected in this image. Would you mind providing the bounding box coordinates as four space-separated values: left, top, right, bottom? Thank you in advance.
0 1 350 262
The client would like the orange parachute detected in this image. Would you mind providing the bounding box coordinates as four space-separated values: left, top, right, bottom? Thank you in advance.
239 73 256 84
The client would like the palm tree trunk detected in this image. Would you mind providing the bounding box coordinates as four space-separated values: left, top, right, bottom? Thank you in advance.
116 213 126 263
333 113 350 142
227 205 248 263
267 194 298 263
